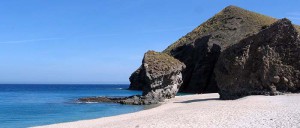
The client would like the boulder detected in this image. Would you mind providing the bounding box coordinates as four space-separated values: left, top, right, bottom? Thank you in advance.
215 19 300 99
142 51 185 97
127 51 185 104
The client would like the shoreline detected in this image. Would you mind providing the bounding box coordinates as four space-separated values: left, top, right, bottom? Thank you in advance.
33 93 300 128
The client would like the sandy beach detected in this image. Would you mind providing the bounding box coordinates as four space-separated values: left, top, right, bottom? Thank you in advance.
34 93 300 128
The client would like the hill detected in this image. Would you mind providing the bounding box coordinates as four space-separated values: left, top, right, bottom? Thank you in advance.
129 5 300 94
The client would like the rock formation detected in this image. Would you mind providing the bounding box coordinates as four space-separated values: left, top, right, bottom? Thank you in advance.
80 51 185 105
77 5 300 106
80 6 300 105
129 51 185 104
130 5 279 93
140 51 185 97
215 19 300 99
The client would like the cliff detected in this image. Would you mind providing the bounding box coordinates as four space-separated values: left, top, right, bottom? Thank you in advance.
215 19 300 99
79 6 300 105
130 5 279 93
129 5 300 102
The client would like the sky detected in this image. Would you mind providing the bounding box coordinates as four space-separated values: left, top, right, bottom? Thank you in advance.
0 0 299 84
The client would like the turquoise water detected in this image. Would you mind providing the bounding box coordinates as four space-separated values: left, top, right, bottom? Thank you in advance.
0 84 143 128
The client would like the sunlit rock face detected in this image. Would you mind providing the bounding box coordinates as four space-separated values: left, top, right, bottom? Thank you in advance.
127 51 185 104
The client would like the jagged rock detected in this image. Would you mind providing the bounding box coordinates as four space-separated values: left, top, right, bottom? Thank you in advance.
215 19 300 99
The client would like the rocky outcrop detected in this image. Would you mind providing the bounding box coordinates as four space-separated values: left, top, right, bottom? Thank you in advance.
128 6 300 100
80 51 185 105
129 51 185 104
139 51 185 97
80 6 300 105
129 5 279 93
166 6 278 93
215 19 300 99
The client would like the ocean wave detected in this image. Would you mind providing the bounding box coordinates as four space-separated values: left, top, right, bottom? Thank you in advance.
75 101 99 104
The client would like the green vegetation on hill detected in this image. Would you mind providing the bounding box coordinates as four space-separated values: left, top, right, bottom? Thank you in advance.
163 5 277 54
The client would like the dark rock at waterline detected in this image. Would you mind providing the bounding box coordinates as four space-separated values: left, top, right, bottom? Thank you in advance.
215 18 300 99
119 95 164 105
78 97 126 103
78 95 163 105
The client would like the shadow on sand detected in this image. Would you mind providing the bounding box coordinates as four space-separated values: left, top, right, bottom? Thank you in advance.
175 98 219 103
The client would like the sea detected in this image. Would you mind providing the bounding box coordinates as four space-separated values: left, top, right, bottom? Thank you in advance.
0 84 144 128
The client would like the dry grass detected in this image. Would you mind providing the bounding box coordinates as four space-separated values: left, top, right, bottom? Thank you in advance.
143 51 183 72
163 5 277 54
295 25 300 33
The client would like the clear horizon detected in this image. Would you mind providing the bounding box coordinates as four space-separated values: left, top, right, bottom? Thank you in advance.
0 0 299 84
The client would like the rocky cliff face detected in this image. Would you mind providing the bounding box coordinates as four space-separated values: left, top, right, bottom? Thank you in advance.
129 5 300 100
165 6 279 93
169 35 221 93
215 19 300 99
140 51 185 98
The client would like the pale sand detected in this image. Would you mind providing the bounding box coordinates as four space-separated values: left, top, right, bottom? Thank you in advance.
34 93 300 128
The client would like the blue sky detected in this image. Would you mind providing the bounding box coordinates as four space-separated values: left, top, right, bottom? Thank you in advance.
0 0 299 84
